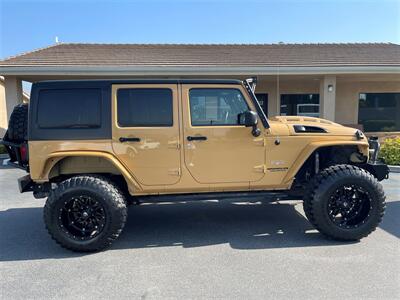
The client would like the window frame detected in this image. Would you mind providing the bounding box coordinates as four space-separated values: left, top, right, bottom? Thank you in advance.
188 88 250 127
116 87 174 128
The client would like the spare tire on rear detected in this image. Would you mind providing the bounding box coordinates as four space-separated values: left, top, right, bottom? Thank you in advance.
7 103 28 142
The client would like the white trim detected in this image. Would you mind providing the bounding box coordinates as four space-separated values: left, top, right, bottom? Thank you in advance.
0 65 399 76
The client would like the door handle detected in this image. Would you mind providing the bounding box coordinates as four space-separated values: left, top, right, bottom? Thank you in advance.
187 136 207 141
119 137 141 143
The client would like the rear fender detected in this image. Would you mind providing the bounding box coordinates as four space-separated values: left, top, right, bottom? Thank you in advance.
40 151 142 193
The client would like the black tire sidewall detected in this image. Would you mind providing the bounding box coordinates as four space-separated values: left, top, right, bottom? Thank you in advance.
306 165 385 241
44 177 127 251
51 189 112 247
314 176 383 239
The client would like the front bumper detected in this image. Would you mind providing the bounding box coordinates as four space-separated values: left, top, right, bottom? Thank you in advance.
362 136 389 181
361 162 389 181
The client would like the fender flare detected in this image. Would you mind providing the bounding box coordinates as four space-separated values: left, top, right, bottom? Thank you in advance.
41 151 143 192
283 140 369 185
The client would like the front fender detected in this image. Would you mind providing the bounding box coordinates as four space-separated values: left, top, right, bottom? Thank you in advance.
283 140 369 185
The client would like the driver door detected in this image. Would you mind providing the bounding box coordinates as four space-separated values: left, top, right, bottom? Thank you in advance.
181 84 266 184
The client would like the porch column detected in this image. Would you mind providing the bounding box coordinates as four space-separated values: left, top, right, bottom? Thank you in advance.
0 79 6 136
319 75 336 121
0 76 23 135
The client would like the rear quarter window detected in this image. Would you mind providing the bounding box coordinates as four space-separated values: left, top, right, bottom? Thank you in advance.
37 88 102 129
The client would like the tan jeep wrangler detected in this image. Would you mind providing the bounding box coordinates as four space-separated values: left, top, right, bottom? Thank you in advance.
1 78 389 252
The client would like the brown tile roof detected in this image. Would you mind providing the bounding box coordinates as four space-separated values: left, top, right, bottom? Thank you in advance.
1 43 399 67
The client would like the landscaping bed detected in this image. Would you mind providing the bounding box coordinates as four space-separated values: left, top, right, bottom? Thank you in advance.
379 137 400 166
0 144 6 155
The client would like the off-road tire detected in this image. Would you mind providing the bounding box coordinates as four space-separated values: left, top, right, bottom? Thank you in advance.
7 103 28 142
302 196 313 224
303 164 385 240
44 175 128 252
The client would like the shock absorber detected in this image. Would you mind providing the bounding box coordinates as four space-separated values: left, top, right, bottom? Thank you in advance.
315 151 320 174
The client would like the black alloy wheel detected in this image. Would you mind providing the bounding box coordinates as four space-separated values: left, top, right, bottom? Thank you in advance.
327 185 372 229
58 195 107 241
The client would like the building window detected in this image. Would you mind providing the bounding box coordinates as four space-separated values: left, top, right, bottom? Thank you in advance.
358 93 400 132
255 93 268 116
117 88 173 127
280 94 320 117
189 88 248 126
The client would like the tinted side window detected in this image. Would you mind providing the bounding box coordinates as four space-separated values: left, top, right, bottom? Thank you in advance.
37 89 101 128
189 89 249 126
117 89 173 127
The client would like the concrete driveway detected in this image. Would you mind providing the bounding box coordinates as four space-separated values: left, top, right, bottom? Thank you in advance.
0 160 399 299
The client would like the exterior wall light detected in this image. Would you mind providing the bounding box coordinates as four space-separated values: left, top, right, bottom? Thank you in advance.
328 84 334 92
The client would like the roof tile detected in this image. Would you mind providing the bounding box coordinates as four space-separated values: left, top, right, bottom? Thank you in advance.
1 43 399 67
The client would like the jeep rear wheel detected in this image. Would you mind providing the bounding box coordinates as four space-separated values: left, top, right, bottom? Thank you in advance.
303 165 386 241
44 176 127 252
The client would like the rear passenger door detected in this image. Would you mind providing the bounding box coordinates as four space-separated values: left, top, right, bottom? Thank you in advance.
111 84 181 186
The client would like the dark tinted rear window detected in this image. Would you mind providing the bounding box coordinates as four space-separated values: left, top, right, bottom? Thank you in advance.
37 88 101 129
117 88 173 127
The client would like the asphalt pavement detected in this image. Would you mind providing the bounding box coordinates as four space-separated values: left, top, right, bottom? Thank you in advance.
0 159 399 299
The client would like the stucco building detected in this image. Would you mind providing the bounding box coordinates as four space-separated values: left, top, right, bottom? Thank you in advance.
0 43 399 136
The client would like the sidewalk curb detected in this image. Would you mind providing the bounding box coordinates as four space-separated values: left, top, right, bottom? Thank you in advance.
389 165 400 173
0 154 9 159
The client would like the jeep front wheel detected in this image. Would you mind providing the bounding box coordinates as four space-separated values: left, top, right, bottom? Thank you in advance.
303 165 386 241
44 176 127 252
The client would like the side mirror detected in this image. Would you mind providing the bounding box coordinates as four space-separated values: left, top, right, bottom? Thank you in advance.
239 110 258 127
239 111 261 137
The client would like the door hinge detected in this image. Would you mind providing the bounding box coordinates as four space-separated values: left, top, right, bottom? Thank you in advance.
168 140 180 150
253 137 266 146
168 168 181 176
253 164 267 173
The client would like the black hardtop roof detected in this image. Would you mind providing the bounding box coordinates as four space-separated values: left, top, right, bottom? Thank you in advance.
33 79 243 88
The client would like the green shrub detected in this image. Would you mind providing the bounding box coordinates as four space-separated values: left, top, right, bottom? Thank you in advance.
0 144 6 154
379 137 400 165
